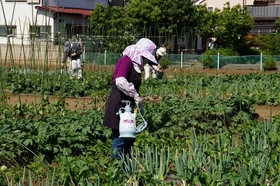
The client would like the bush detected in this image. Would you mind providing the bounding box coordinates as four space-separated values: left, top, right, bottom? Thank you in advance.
201 55 215 69
202 48 239 56
159 57 170 69
263 57 277 71
200 48 239 69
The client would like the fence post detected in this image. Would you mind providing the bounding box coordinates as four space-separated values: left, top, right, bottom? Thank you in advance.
104 50 107 65
260 53 263 71
217 52 220 70
181 51 183 69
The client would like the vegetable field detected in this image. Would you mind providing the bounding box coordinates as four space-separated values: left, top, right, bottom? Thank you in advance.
1 65 280 185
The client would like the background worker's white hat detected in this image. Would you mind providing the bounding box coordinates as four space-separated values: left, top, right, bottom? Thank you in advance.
156 47 167 56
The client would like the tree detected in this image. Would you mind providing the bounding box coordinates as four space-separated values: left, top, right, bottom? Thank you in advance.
197 2 254 53
193 5 218 39
255 33 280 55
255 17 280 55
89 4 136 53
89 4 126 35
125 0 194 53
89 2 254 54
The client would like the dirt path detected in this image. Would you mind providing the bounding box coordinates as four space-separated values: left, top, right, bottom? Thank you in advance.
6 94 93 111
254 105 280 119
4 68 280 119
5 93 280 120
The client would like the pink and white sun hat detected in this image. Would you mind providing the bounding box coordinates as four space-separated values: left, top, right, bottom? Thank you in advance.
122 38 158 66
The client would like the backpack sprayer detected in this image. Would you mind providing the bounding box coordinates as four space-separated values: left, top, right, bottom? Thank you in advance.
116 100 147 139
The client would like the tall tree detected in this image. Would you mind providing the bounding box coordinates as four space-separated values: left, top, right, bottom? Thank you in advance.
89 2 254 54
192 5 218 39
255 17 280 55
198 3 254 51
89 4 126 35
89 4 136 52
125 0 194 53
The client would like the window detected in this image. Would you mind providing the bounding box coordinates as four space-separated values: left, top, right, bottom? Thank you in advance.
65 24 87 37
29 25 40 39
0 25 17 37
29 25 51 40
40 25 51 39
208 7 214 12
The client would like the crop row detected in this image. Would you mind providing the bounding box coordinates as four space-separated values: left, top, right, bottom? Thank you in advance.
1 67 280 106
1 67 280 185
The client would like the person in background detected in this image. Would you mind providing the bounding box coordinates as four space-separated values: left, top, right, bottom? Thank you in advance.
69 39 83 80
62 38 71 69
76 35 84 65
144 46 167 80
103 38 158 160
208 37 218 50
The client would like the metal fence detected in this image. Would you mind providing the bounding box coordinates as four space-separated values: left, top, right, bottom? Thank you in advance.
85 52 280 71
1 43 280 71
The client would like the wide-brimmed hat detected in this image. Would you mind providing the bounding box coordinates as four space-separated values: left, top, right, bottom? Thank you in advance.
156 47 167 56
64 40 70 50
122 38 158 66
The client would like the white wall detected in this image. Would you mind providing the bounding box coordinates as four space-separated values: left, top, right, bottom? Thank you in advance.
0 2 44 44
199 0 254 11
0 0 108 44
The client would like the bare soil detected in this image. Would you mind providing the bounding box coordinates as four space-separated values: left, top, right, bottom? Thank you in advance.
5 68 280 120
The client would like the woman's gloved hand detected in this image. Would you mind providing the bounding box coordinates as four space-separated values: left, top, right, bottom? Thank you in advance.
134 95 143 107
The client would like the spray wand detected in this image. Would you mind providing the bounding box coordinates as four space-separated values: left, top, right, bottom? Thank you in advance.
135 103 148 134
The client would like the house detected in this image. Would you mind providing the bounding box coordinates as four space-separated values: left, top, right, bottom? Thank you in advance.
185 0 255 53
2 0 274 52
192 0 280 53
247 0 280 34
0 0 108 45
194 0 254 11
194 0 279 35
